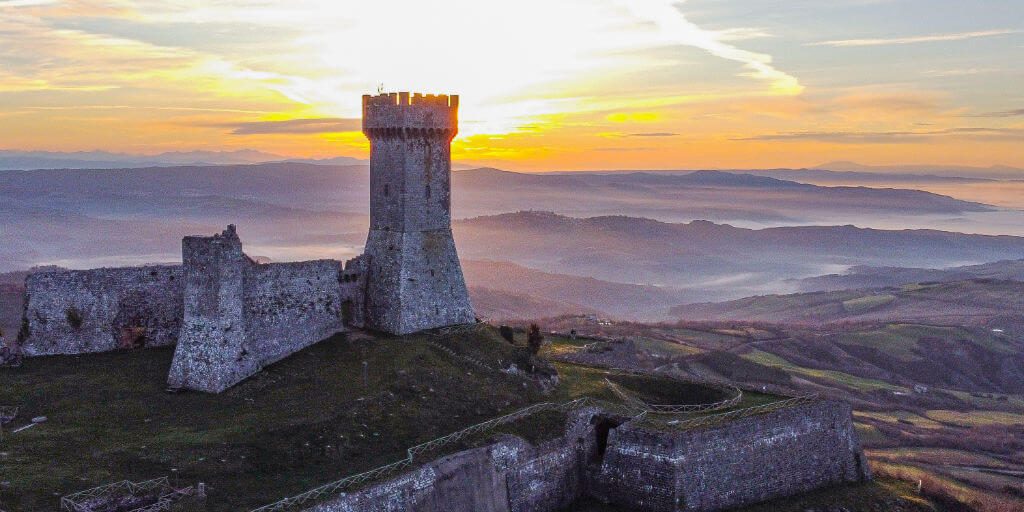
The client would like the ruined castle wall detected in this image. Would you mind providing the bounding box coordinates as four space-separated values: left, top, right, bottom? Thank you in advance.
169 226 357 392
306 409 599 512
504 410 598 512
306 440 521 512
593 399 870 512
244 260 346 366
20 266 182 356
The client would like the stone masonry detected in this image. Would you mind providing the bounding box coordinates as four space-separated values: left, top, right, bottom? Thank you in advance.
167 225 366 393
591 399 871 511
305 399 870 512
20 265 183 356
16 92 476 392
361 93 475 335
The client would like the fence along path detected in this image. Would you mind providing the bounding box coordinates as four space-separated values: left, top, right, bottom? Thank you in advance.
604 377 743 414
60 477 194 512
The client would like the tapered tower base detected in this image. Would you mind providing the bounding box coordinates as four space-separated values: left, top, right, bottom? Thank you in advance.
364 229 474 335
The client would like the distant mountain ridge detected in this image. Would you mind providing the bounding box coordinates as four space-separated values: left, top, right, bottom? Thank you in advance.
795 259 1024 292
0 150 365 170
670 278 1024 330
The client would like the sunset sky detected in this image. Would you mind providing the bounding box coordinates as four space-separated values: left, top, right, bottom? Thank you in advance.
1 0 1022 171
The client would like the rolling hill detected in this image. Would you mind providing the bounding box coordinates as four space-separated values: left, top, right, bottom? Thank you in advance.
671 279 1024 330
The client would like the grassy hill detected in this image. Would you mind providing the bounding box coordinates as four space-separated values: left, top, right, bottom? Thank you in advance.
0 324 943 512
671 278 1024 330
543 318 1024 511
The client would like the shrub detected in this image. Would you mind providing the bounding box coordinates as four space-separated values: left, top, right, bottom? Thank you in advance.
527 324 544 355
499 325 515 344
66 307 83 330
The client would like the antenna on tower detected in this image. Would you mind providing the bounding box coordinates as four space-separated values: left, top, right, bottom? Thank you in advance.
377 83 384 94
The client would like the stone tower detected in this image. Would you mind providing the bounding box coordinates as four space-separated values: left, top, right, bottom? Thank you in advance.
361 92 475 334
168 225 252 392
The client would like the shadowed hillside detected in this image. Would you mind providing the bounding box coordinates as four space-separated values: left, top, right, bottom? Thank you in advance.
671 279 1024 330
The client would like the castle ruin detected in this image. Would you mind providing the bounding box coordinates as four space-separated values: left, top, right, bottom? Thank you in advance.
18 92 475 393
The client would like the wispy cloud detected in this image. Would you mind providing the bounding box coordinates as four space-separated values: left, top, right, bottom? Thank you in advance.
0 0 58 6
812 29 1016 47
626 132 677 137
217 118 361 135
615 0 803 94
971 108 1024 118
736 127 1024 144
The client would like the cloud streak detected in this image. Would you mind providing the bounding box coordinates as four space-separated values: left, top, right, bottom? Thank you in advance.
615 0 803 94
218 118 362 135
736 127 1024 144
971 108 1024 118
813 29 1016 47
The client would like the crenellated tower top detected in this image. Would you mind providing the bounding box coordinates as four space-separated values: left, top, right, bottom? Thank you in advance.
362 92 459 138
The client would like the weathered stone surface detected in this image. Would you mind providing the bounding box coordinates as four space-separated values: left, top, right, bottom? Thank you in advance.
592 399 871 512
362 92 475 335
20 265 183 355
308 409 598 512
16 91 476 390
302 401 869 512
168 225 361 393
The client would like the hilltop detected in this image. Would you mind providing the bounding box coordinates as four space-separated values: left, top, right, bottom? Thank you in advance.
671 278 1024 330
543 317 1024 511
0 323 951 512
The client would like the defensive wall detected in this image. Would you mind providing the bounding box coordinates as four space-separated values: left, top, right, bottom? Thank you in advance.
592 399 871 511
297 399 869 512
14 91 477 391
166 225 365 393
18 226 366 392
19 265 183 356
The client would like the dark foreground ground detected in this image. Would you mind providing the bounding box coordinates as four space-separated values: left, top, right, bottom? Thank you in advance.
0 325 944 511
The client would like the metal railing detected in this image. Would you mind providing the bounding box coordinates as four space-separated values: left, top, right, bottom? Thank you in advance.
60 477 171 512
647 394 821 431
604 378 742 414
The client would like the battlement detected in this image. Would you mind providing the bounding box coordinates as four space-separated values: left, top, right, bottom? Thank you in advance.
362 92 459 135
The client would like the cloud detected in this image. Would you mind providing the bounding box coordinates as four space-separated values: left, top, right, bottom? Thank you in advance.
735 127 1024 144
0 0 58 6
614 0 803 94
217 118 361 135
812 29 1016 47
971 108 1024 118
627 132 677 137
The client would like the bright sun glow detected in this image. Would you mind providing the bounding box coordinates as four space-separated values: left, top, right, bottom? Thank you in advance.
1 0 1021 170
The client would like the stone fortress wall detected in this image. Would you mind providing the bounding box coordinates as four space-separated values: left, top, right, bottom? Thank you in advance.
308 399 870 512
167 225 367 393
15 91 476 392
19 225 366 392
20 265 184 356
592 399 871 511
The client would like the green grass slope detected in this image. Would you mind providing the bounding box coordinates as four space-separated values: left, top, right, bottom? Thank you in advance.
671 279 1024 329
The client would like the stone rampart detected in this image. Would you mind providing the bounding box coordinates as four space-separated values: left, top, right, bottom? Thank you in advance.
19 265 183 356
168 226 355 392
592 399 871 512
306 409 599 512
298 399 869 512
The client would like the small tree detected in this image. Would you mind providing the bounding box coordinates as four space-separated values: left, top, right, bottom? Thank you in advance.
499 325 515 344
65 307 83 330
527 323 544 355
